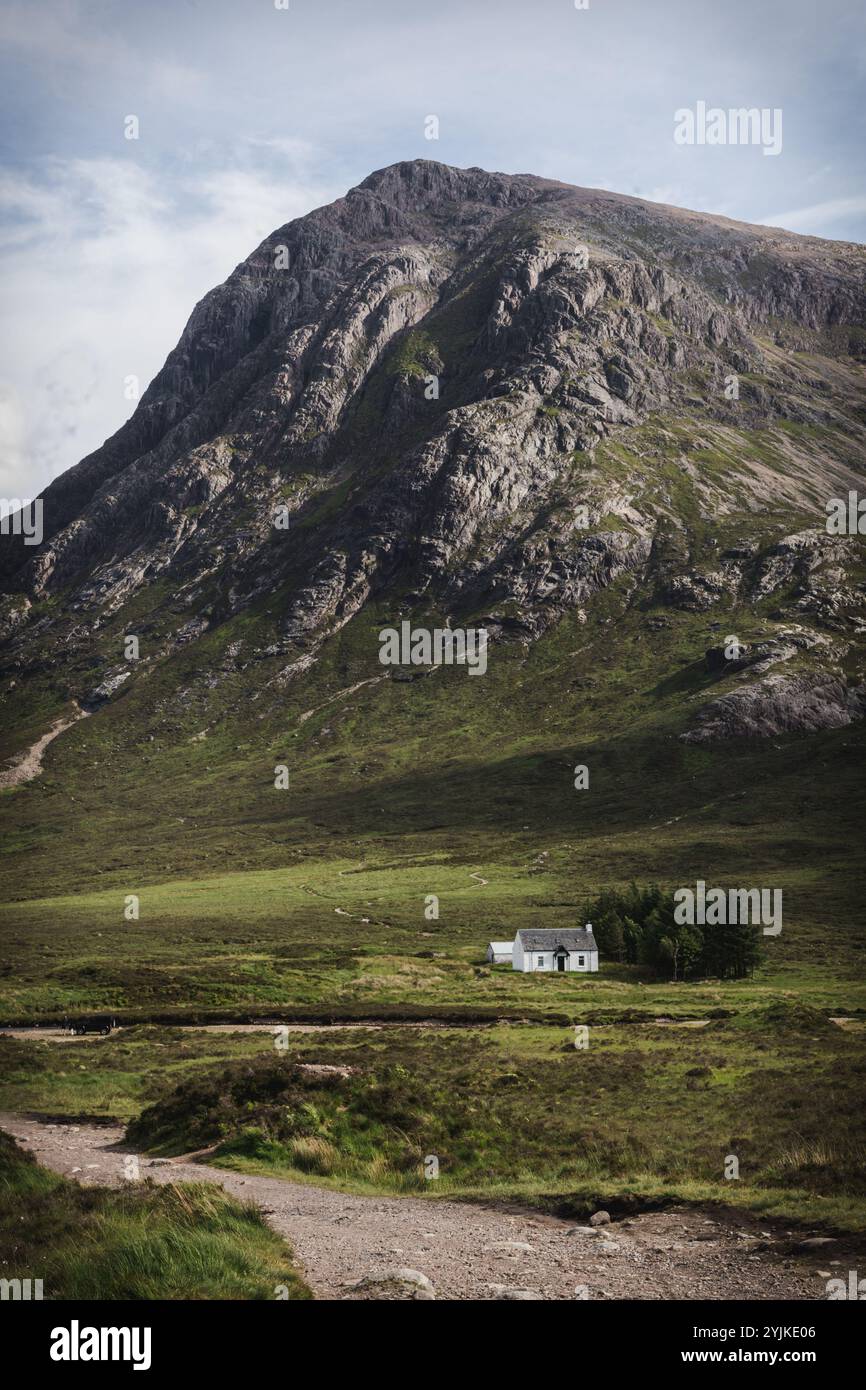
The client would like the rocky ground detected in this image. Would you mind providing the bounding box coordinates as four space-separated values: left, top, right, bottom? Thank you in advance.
1 1113 848 1302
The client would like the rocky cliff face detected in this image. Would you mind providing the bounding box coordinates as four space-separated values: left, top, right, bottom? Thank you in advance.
1 160 865 744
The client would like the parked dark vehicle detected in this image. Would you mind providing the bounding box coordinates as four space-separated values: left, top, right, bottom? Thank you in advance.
66 1015 116 1036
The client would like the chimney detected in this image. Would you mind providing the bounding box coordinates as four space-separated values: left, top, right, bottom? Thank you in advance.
585 922 593 934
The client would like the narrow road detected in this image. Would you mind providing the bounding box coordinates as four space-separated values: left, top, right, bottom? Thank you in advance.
0 1113 830 1302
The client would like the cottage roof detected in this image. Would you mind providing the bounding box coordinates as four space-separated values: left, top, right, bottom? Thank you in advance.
516 928 597 951
487 941 514 952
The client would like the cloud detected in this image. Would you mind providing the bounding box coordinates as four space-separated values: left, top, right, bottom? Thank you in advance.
0 383 28 498
758 196 866 234
0 0 129 68
146 60 211 107
0 147 337 500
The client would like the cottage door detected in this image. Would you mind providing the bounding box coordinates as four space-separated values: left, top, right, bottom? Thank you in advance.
556 953 566 972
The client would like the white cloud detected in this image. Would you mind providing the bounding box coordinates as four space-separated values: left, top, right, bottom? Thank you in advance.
0 383 28 498
0 149 337 499
759 196 866 234
0 0 129 67
146 60 212 107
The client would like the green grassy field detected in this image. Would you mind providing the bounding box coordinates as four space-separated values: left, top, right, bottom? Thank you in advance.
0 850 863 1023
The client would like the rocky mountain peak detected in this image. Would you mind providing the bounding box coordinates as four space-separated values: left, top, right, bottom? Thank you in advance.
1 161 864 745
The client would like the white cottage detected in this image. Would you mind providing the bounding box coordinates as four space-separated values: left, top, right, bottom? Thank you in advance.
512 926 598 973
486 941 514 964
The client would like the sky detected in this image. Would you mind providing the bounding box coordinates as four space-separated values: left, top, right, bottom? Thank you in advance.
1 0 864 502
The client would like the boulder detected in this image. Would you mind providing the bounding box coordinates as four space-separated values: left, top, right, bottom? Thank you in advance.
342 1267 436 1301
682 673 866 743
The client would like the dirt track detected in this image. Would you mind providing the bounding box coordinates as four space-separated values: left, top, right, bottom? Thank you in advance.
0 1112 837 1302
0 705 88 788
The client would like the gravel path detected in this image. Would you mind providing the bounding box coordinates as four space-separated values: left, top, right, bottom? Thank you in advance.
0 1112 833 1302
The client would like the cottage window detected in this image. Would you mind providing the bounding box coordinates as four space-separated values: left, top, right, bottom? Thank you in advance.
578 955 585 966
537 955 545 967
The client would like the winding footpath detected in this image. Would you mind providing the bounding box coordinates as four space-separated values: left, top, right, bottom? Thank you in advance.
0 1112 830 1301
0 706 88 788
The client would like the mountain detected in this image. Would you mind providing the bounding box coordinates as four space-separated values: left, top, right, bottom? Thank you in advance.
1 159 865 899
